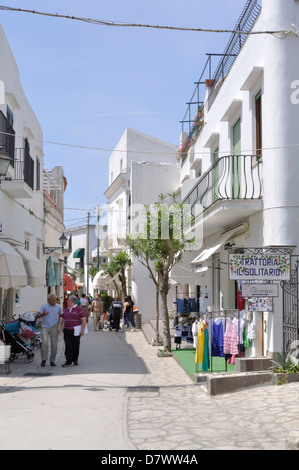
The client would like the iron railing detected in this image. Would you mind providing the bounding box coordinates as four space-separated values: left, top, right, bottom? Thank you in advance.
0 110 15 165
183 155 262 214
180 0 261 140
1 148 34 190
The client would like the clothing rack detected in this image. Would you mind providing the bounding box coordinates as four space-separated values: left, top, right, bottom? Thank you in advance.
195 309 242 373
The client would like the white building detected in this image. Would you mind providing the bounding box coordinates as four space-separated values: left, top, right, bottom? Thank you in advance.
104 128 179 322
0 24 46 320
43 166 67 303
173 0 299 357
65 220 108 296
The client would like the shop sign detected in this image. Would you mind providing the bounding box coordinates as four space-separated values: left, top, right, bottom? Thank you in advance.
241 283 279 297
248 297 273 312
229 253 290 281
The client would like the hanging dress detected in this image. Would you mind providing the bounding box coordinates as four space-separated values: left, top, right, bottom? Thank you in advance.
202 327 210 372
212 318 225 357
195 326 205 364
223 320 239 356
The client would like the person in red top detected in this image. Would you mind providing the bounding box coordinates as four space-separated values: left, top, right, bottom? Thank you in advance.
58 294 86 367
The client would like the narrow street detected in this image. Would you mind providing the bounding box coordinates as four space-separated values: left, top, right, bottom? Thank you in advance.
0 322 298 451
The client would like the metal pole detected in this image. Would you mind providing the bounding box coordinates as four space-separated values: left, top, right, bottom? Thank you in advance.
86 212 90 295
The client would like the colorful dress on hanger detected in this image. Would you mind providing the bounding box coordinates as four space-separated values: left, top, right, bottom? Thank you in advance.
212 318 225 357
202 327 210 372
195 325 205 364
223 320 239 356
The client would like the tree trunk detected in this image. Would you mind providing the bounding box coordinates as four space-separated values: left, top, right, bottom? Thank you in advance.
160 286 171 352
155 286 160 345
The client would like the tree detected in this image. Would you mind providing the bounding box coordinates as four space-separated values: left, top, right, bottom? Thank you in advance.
126 193 195 353
102 250 132 300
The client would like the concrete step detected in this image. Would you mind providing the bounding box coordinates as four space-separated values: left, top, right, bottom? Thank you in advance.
141 323 156 345
203 371 273 396
235 357 273 372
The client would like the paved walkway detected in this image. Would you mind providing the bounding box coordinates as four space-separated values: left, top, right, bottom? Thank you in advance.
0 324 298 450
124 331 299 451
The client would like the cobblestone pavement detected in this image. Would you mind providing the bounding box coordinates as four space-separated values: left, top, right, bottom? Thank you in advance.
124 331 299 451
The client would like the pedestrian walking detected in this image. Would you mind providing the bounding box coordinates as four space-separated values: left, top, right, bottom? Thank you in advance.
80 293 90 324
91 294 103 331
121 296 134 331
37 293 61 367
109 297 123 332
58 294 86 367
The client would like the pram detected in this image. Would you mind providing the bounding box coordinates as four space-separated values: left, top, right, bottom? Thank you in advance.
0 319 35 363
19 311 41 350
106 311 120 331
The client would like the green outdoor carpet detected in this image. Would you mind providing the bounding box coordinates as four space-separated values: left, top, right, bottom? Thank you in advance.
172 348 235 378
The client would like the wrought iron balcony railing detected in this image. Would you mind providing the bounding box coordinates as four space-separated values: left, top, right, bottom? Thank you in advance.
179 0 261 156
1 148 34 190
0 110 15 164
183 155 262 215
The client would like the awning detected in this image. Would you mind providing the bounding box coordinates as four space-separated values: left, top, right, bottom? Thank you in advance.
191 227 244 265
104 271 122 287
73 248 84 258
0 240 27 289
63 273 75 292
91 270 107 289
15 247 44 287
169 251 200 285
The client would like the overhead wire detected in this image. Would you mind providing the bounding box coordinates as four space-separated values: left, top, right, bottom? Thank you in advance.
0 5 298 37
2 129 299 157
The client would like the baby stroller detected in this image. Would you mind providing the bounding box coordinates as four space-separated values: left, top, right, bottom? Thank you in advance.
19 312 41 350
106 310 121 331
0 319 34 363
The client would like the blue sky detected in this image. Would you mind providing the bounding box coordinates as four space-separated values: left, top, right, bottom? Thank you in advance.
0 0 246 227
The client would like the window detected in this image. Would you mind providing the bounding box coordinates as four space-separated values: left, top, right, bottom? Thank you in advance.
255 90 262 159
36 157 41 190
24 238 29 251
6 105 14 128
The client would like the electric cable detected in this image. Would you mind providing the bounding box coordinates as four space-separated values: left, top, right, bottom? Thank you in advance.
0 5 298 37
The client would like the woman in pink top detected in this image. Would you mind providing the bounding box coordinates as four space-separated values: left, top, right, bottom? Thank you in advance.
58 295 86 367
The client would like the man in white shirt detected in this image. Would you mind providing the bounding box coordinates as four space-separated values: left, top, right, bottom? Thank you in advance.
80 294 90 324
37 293 61 367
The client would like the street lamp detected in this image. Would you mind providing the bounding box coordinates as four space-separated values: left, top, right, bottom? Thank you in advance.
43 233 68 254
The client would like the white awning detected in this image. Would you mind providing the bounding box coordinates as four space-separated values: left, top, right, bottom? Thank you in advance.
169 251 200 285
91 270 107 289
191 227 243 265
15 247 44 287
0 241 27 289
104 271 122 287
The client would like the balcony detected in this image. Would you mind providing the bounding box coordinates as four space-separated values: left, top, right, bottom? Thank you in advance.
183 154 263 237
179 0 261 160
0 148 34 199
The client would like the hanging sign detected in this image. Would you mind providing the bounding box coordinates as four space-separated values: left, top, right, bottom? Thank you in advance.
229 253 290 281
248 297 273 312
241 283 279 297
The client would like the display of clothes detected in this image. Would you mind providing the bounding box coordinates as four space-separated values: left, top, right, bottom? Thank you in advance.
177 297 198 314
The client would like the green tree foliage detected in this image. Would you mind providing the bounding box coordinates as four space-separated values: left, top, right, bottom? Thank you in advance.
126 193 194 352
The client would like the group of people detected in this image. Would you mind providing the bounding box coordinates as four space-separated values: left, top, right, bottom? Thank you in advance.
37 292 135 368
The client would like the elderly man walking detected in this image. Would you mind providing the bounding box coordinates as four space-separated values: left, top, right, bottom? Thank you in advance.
58 294 86 367
37 293 61 367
